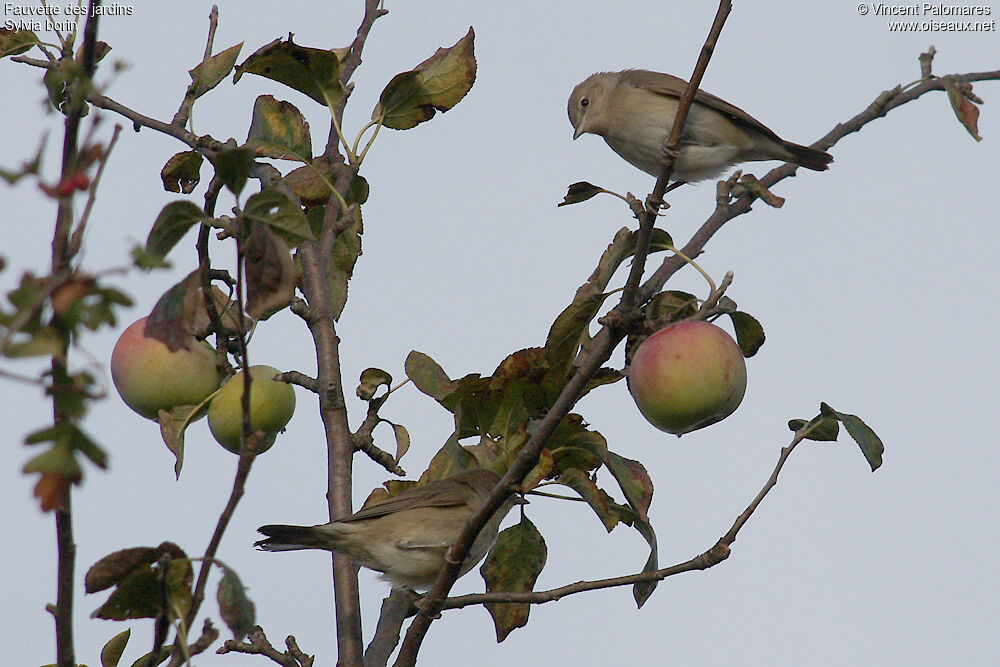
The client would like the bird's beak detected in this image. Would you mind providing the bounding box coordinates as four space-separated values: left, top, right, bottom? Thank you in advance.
572 125 585 140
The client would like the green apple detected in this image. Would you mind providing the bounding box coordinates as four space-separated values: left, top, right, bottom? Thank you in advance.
110 316 223 421
628 320 747 435
208 365 296 454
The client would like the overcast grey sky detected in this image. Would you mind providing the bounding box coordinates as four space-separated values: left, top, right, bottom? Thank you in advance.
2 1 998 665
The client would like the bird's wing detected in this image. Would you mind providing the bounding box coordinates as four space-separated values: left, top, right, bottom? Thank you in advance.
621 69 783 141
339 478 475 523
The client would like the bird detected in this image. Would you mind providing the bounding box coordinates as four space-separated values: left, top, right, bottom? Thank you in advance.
255 468 525 590
568 69 832 187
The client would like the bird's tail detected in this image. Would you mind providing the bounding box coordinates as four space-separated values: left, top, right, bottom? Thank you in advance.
781 141 833 172
256 524 331 551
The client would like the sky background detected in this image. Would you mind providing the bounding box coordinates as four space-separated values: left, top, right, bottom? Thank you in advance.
2 1 998 665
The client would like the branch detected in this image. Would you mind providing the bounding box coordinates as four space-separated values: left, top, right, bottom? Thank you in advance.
51 2 106 665
217 626 314 667
363 588 418 667
442 429 807 610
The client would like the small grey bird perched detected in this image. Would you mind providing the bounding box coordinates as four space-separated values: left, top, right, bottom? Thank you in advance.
568 69 832 185
256 468 525 590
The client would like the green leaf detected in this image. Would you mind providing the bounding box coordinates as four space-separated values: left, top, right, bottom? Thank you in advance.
405 350 457 401
2 327 63 358
559 468 619 532
631 518 659 608
243 188 314 245
22 440 81 478
217 567 256 641
728 311 765 358
1 27 38 58
827 404 884 472
245 95 312 161
557 181 607 207
421 432 478 482
234 37 345 109
85 543 186 594
328 206 362 320
544 290 611 371
100 629 130 667
129 649 170 667
145 201 206 259
188 42 243 99
357 367 392 401
480 515 547 642
373 27 476 130
214 146 256 196
605 451 654 521
160 151 203 194
789 414 840 442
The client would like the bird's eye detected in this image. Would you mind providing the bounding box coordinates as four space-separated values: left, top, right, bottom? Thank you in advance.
580 97 589 108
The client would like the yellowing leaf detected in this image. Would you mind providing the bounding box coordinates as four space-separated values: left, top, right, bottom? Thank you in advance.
373 27 476 130
245 95 312 161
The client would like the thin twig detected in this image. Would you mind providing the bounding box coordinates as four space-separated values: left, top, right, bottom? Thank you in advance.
441 430 806 611
68 124 121 257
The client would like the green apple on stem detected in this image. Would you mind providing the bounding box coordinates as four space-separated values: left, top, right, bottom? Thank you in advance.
628 320 747 435
208 365 296 454
110 316 223 422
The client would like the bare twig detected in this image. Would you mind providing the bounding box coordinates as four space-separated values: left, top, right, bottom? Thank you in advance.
442 429 807 611
217 626 314 666
68 124 121 257
170 4 220 129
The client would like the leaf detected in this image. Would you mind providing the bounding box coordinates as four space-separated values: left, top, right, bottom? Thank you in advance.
405 350 457 401
32 472 73 512
728 311 765 358
480 516 547 642
92 557 192 621
145 271 202 352
944 79 982 141
285 156 334 206
357 367 393 401
631 518 659 608
421 432 478 482
243 188 314 245
390 422 410 463
245 222 298 320
188 42 243 99
559 468 619 532
22 440 82 478
144 201 206 259
328 206 362 319
85 543 186 594
605 452 653 521
825 403 884 472
234 37 345 109
788 414 840 442
245 95 312 161
373 27 476 130
214 146 255 196
158 404 204 479
1 27 38 58
129 649 170 667
217 567 256 641
520 448 554 493
101 629 131 667
544 290 611 371
160 151 203 194
558 181 606 207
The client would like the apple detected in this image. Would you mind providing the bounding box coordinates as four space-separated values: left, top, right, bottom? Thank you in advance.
110 316 223 421
208 365 296 454
628 320 747 435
